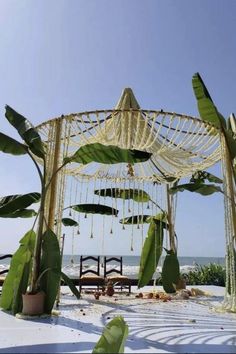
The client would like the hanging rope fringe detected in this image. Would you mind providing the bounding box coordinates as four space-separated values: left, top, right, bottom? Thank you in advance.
220 133 236 312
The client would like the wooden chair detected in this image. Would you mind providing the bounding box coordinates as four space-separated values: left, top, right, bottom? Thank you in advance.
104 256 131 293
79 256 105 292
0 254 12 287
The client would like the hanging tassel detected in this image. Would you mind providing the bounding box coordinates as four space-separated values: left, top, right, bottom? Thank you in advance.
122 224 125 230
147 203 150 209
69 210 72 216
90 233 93 239
110 228 113 234
77 229 80 235
84 213 87 218
137 224 140 229
130 245 134 252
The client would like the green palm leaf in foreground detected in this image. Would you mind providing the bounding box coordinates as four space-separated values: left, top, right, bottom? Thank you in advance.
5 105 45 159
69 203 119 216
162 249 180 293
0 132 27 156
0 192 40 216
40 229 61 314
138 218 164 288
64 143 152 165
192 73 226 129
0 230 36 314
0 209 37 218
192 73 236 160
92 316 129 354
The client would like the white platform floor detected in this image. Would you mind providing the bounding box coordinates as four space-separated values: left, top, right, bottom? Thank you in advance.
0 286 236 353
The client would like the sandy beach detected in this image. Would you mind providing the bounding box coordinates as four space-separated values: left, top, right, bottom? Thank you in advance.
0 285 236 353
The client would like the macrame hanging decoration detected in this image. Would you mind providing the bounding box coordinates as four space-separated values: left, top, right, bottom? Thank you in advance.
220 133 236 312
35 87 235 311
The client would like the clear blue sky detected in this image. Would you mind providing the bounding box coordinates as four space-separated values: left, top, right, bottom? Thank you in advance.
0 0 235 257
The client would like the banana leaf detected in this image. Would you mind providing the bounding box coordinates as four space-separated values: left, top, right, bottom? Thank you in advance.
92 316 128 354
138 219 164 288
162 249 180 293
64 143 152 165
60 271 80 299
0 132 27 156
192 73 226 129
94 188 150 203
120 213 168 229
0 209 37 218
0 230 36 314
61 218 78 227
5 105 45 159
190 170 223 184
0 192 41 215
119 215 152 224
192 73 236 161
169 183 222 196
40 229 61 314
70 203 119 216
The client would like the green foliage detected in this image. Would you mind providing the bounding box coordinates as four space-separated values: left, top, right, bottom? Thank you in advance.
192 73 236 161
138 219 164 288
120 212 168 228
169 182 222 196
70 203 119 216
40 229 62 314
92 316 128 354
0 192 40 217
5 105 45 159
0 230 36 314
182 263 225 286
0 209 37 218
169 169 223 196
119 215 152 225
192 73 226 129
61 218 78 227
0 132 27 156
60 272 80 299
162 250 180 293
190 170 223 184
64 143 152 165
94 188 150 203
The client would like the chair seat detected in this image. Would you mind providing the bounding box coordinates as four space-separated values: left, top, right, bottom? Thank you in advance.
80 275 105 285
106 275 131 284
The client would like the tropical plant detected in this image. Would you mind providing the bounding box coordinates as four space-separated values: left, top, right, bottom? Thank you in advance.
182 263 226 287
92 316 128 354
169 170 223 196
0 105 152 315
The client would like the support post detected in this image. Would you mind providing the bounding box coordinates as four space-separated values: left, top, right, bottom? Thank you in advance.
166 184 176 252
47 118 62 230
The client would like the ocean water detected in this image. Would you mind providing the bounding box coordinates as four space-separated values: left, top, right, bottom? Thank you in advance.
0 254 225 279
61 255 225 279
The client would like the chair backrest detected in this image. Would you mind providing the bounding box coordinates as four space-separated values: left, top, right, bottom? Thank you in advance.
80 256 101 277
0 254 13 275
104 256 123 277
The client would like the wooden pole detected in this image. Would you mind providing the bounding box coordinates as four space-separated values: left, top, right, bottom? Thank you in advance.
166 184 176 252
47 118 62 230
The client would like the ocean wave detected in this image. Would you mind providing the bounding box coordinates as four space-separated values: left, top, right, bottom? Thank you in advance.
62 263 196 278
